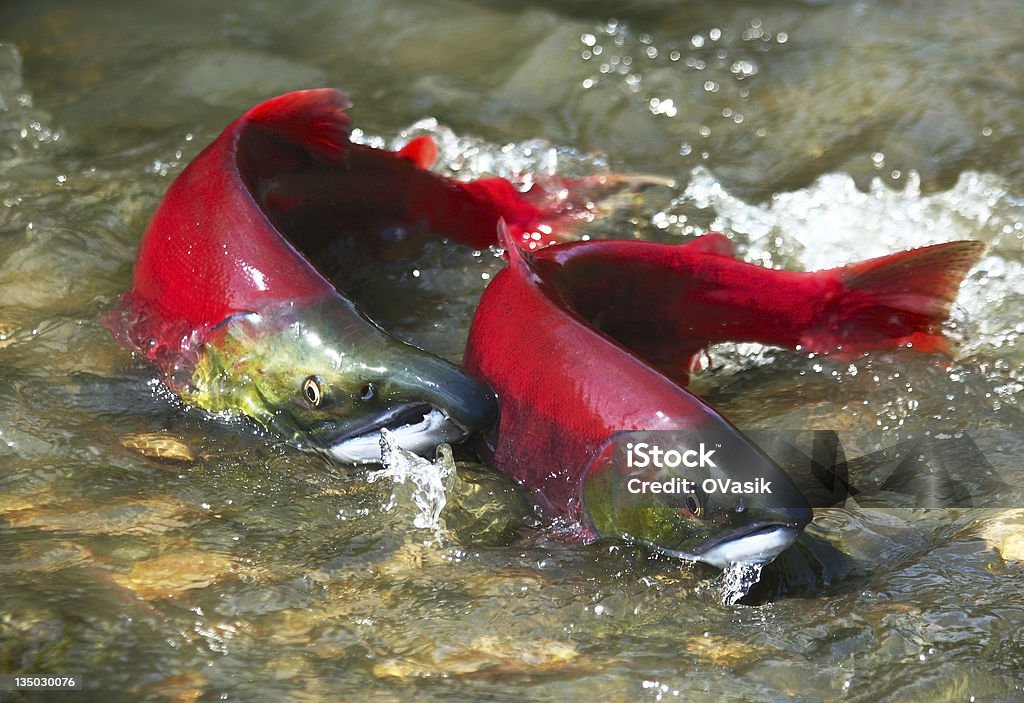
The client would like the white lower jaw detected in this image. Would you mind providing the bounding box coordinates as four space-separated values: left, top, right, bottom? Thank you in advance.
326 408 466 465
695 525 798 569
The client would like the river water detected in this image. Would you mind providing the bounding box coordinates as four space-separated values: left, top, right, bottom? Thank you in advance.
1 1 1023 701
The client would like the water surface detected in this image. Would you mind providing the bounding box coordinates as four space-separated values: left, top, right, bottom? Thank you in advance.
1 1 1023 701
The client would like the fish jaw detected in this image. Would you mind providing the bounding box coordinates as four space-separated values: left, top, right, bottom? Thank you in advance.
182 297 497 464
316 349 500 464
324 406 468 464
667 523 804 569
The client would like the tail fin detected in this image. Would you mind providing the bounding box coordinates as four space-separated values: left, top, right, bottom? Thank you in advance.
807 240 985 355
242 89 352 163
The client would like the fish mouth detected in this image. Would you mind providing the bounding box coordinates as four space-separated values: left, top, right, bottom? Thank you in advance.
319 402 468 465
650 521 803 569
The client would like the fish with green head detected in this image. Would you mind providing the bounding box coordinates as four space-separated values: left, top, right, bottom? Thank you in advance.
463 224 983 567
581 428 813 568
182 298 497 463
110 88 556 459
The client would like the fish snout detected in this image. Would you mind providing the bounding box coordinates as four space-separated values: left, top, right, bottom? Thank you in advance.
259 298 498 465
321 349 498 465
383 352 499 436
768 503 813 532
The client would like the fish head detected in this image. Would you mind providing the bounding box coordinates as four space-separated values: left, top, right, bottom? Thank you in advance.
581 427 812 568
183 296 498 464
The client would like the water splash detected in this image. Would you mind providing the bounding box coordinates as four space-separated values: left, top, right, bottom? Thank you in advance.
369 428 455 532
665 166 1024 387
351 118 610 200
679 166 1016 271
0 43 62 156
575 17 778 155
718 561 765 605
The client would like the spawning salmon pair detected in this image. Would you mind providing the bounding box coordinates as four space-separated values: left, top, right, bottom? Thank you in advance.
109 89 983 567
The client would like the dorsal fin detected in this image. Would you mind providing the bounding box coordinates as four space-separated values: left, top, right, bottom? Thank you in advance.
680 232 736 257
497 218 541 278
497 218 524 266
242 88 352 163
496 217 515 252
397 134 439 169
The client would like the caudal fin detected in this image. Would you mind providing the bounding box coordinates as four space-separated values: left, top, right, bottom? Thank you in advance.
807 240 985 355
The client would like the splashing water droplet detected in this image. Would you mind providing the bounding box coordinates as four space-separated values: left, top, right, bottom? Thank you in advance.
369 428 455 531
718 561 764 605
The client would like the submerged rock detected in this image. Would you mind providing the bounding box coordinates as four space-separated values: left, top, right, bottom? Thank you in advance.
112 549 242 600
372 635 578 679
120 431 195 462
980 509 1024 562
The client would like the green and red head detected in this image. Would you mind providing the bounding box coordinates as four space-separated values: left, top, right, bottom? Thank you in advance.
111 89 513 462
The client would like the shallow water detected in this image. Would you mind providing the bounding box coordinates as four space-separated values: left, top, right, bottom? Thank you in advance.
1 1 1024 701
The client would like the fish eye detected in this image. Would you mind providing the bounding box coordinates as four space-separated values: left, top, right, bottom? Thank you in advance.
302 376 323 407
684 492 704 518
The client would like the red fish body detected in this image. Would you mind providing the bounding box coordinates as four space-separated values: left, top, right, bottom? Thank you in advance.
114 88 625 464
464 231 982 542
118 89 589 372
114 88 983 566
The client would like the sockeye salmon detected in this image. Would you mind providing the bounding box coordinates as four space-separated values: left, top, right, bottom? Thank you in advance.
111 88 983 568
465 224 982 566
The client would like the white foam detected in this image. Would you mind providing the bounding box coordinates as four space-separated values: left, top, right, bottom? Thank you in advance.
670 167 1024 365
718 561 765 605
